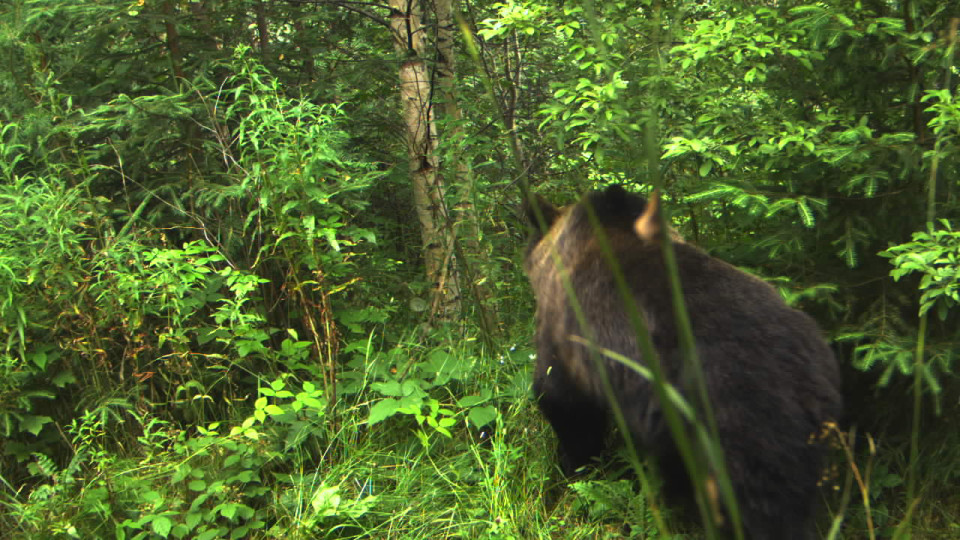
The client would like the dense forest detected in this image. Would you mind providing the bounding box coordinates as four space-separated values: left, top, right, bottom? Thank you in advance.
1 0 959 538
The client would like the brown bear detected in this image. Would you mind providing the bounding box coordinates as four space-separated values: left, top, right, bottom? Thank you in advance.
524 185 842 540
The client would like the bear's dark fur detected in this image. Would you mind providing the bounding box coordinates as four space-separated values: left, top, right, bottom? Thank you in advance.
524 185 842 540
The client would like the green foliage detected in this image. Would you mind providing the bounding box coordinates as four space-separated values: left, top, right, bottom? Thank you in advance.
843 220 960 410
363 346 499 443
7 409 275 540
570 479 656 538
0 13 393 536
882 220 960 321
239 377 328 449
115 420 272 540
1 0 960 537
0 172 93 452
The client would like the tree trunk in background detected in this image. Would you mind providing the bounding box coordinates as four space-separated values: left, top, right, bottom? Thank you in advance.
254 0 270 57
161 1 185 82
388 0 461 322
434 0 499 338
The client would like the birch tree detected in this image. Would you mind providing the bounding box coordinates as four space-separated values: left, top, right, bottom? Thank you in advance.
389 0 461 321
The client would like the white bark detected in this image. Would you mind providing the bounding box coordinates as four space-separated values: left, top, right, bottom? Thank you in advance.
389 0 460 320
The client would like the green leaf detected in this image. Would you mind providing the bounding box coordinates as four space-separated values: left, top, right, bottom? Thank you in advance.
220 503 237 519
698 161 713 177
835 13 854 27
299 396 326 409
368 398 401 425
52 370 76 388
798 200 814 227
312 485 341 516
323 229 341 251
186 480 205 492
264 404 285 416
21 415 53 436
468 406 498 428
151 516 173 538
197 528 225 540
457 395 487 407
371 380 403 397
30 351 48 370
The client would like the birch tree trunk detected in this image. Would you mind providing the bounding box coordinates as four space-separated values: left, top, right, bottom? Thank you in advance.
434 0 499 337
389 0 461 321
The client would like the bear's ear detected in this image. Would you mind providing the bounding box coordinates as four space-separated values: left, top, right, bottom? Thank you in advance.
524 193 560 231
634 189 662 243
